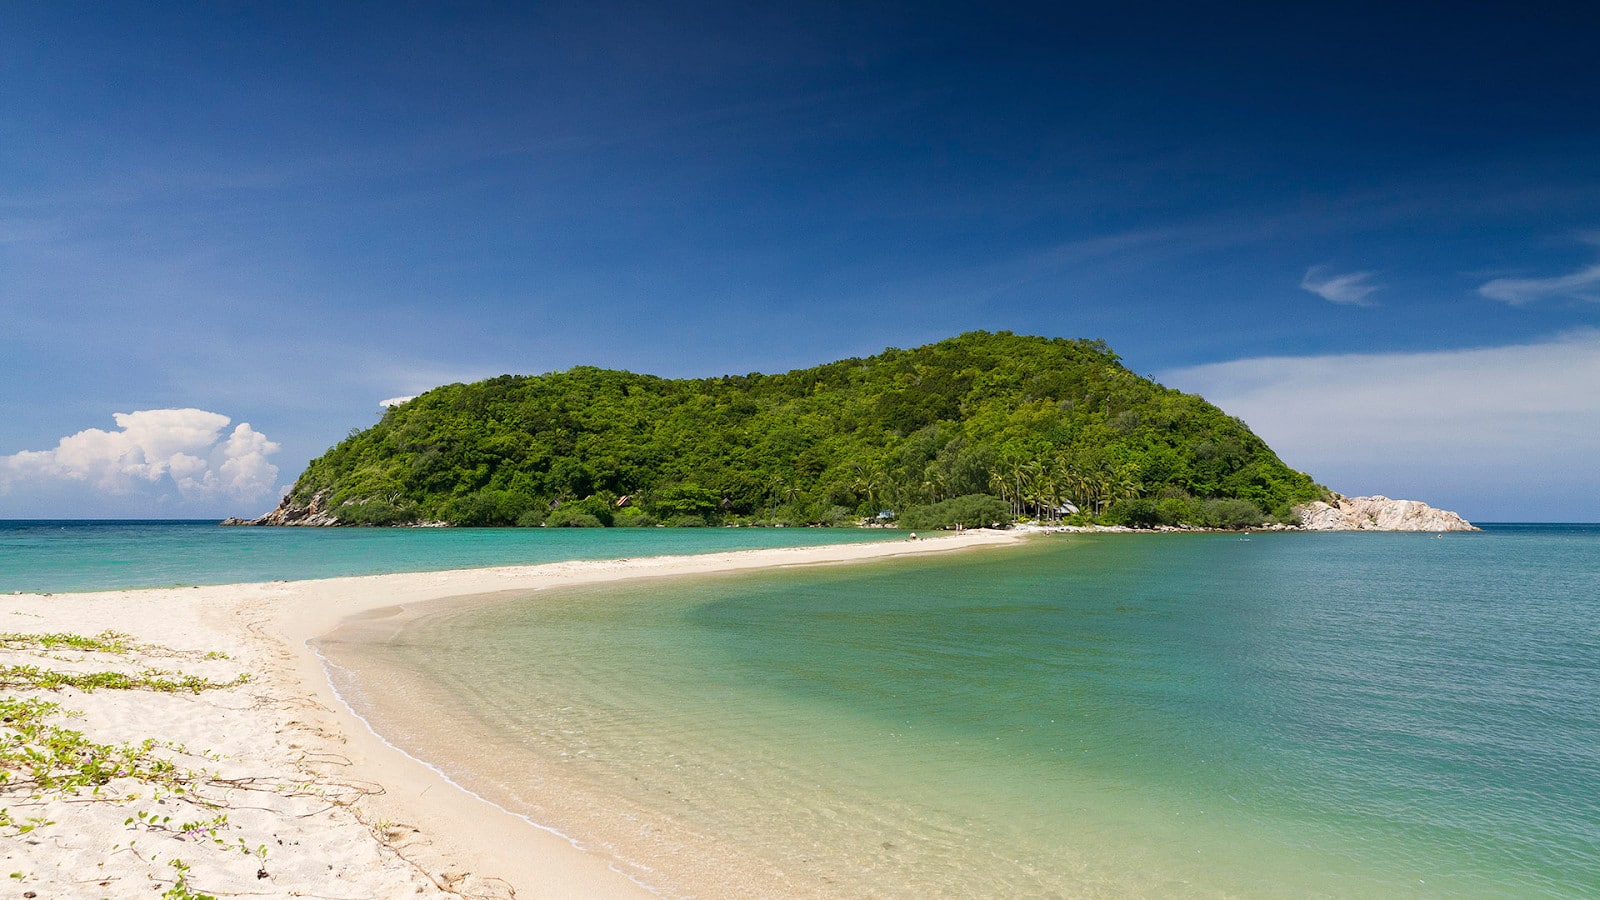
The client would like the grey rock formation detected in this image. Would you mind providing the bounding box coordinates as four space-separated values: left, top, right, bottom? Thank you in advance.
1295 495 1477 532
220 491 342 527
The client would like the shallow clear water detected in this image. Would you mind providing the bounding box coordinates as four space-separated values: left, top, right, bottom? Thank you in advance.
325 526 1600 898
0 520 896 593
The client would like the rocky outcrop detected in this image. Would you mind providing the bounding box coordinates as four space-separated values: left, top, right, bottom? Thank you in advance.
1294 495 1477 532
220 491 342 527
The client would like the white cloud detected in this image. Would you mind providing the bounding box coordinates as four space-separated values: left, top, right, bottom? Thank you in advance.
1160 331 1600 521
379 395 417 408
1478 263 1600 305
215 422 282 500
0 409 281 502
1300 265 1380 306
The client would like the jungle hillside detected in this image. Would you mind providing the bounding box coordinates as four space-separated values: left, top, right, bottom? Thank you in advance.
266 332 1325 528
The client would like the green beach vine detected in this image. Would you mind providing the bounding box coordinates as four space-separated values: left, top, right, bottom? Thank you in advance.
0 630 274 895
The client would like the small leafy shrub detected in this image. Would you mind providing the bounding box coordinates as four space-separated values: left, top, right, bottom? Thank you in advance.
336 500 417 526
1103 498 1161 527
809 506 853 527
1201 498 1266 528
648 484 723 521
446 489 536 527
1104 497 1204 527
612 508 658 528
558 496 616 526
899 494 1011 530
1158 497 1204 524
544 509 604 528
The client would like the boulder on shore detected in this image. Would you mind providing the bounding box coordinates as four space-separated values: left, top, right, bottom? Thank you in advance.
1295 495 1477 532
220 491 341 527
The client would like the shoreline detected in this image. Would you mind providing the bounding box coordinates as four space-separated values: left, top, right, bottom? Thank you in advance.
1 528 1021 897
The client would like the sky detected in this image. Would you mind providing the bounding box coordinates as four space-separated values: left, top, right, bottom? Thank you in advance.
2 1 1598 522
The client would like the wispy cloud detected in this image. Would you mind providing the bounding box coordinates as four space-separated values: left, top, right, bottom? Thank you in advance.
1300 265 1380 306
1159 331 1600 520
1479 262 1600 305
0 409 280 502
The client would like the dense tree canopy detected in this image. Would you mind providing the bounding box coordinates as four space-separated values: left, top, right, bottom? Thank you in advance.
283 332 1325 528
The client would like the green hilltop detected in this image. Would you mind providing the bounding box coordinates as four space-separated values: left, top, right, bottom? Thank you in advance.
274 331 1325 528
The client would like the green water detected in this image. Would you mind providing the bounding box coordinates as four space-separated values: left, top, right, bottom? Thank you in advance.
322 528 1600 897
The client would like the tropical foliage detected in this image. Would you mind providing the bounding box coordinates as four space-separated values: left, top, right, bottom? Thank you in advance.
284 331 1324 527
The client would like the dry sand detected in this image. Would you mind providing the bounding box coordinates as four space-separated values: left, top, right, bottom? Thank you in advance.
1 528 1020 898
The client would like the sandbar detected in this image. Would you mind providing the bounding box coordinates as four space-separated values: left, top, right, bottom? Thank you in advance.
0 528 1020 897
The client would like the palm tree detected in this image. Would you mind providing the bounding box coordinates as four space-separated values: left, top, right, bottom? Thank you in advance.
765 473 787 517
1093 473 1115 514
1037 463 1064 524
998 454 1031 519
850 463 885 512
1114 463 1142 503
1073 471 1108 515
1017 460 1042 520
989 469 1012 517
1052 455 1080 522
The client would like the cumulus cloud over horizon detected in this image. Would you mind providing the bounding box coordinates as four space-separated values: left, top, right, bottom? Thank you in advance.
1159 331 1600 520
1301 265 1380 306
0 409 281 503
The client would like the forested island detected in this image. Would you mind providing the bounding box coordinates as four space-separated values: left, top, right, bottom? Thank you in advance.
233 332 1336 530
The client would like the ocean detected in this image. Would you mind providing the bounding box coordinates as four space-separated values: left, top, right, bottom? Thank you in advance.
8 522 1598 896
0 520 896 593
320 525 1600 898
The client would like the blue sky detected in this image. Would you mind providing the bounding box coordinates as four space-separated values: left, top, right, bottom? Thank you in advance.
3 2 1598 521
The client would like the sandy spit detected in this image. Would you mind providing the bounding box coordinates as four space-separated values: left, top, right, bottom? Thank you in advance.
1 528 1020 898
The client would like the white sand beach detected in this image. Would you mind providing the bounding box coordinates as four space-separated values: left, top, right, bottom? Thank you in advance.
1 529 1020 898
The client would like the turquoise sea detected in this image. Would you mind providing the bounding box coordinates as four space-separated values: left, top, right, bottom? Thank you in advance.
0 520 896 593
7 522 1598 896
319 525 1600 898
